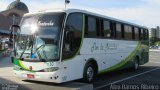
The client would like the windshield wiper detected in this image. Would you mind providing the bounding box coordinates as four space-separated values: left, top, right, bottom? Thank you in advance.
36 51 46 62
36 44 48 61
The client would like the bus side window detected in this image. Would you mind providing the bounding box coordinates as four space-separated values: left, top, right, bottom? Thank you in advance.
103 20 111 38
141 29 144 40
128 26 133 40
110 21 116 38
85 16 97 37
116 23 122 39
124 25 132 40
132 27 135 40
96 18 101 37
144 29 148 40
134 27 139 40
62 13 83 60
138 28 141 40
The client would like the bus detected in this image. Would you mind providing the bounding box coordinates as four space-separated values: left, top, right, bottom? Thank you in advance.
11 9 149 83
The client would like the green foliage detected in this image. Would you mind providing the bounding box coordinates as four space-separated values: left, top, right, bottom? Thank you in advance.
154 41 160 45
149 37 160 46
0 49 6 53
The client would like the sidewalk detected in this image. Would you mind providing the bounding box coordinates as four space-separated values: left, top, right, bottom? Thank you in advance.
149 49 160 52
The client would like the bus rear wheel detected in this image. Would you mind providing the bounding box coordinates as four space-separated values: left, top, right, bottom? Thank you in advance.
83 63 95 83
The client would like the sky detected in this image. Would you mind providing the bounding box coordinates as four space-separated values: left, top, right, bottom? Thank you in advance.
0 0 160 28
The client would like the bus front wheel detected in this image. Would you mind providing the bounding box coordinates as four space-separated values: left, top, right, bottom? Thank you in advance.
83 63 95 83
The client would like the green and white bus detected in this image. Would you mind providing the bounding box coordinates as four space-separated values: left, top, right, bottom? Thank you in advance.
11 9 149 83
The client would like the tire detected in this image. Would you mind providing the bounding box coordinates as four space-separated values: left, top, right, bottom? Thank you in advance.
83 63 95 83
133 57 139 70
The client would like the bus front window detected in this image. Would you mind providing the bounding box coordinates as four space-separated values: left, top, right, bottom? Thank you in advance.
16 13 65 61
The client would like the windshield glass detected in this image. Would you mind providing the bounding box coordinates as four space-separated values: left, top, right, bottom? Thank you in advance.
16 12 65 61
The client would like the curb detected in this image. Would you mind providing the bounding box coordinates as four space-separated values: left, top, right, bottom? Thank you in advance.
149 49 160 52
22 82 93 90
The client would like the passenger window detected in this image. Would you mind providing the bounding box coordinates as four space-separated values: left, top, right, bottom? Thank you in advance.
116 23 122 39
62 13 83 59
141 29 144 40
134 27 139 40
138 28 142 40
139 29 143 40
128 26 132 39
103 20 111 38
110 21 116 38
132 27 135 40
144 29 148 40
124 25 132 40
85 16 97 37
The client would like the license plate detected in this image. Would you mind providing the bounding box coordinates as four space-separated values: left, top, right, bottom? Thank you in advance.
27 74 35 79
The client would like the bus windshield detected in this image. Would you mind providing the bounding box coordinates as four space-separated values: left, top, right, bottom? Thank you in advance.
16 12 65 61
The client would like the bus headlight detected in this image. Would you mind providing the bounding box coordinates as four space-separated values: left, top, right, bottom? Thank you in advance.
43 67 59 72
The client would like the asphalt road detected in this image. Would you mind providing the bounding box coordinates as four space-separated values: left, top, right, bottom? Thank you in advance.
94 51 160 90
0 51 160 90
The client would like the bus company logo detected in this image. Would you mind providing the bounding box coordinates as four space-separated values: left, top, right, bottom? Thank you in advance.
38 20 54 26
29 66 32 71
91 42 117 52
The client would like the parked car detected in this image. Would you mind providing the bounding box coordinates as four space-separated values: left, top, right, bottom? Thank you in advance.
150 45 159 49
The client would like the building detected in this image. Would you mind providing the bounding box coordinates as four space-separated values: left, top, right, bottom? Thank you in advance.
149 29 152 38
157 26 160 39
150 26 160 45
150 28 156 38
0 0 29 38
150 26 160 39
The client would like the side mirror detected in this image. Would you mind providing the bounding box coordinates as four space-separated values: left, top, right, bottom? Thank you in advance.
9 25 20 42
9 25 20 56
10 25 20 30
64 26 74 51
65 26 74 43
65 30 73 44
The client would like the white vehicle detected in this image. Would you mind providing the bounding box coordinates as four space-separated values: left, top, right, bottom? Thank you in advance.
1 38 9 42
11 9 149 83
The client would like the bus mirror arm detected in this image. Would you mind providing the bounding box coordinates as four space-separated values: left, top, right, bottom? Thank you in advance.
9 25 20 56
10 25 20 30
9 25 20 42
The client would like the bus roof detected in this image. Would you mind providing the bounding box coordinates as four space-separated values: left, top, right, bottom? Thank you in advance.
24 9 148 29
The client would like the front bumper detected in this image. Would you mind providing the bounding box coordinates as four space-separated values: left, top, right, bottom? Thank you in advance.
13 70 64 83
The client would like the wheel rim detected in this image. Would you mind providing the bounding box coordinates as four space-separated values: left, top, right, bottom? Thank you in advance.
87 67 94 81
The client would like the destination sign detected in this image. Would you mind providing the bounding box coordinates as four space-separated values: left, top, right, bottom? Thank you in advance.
38 20 54 26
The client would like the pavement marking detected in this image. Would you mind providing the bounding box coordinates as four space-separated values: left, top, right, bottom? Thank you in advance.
150 57 159 59
149 49 160 52
94 67 160 90
150 61 160 64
